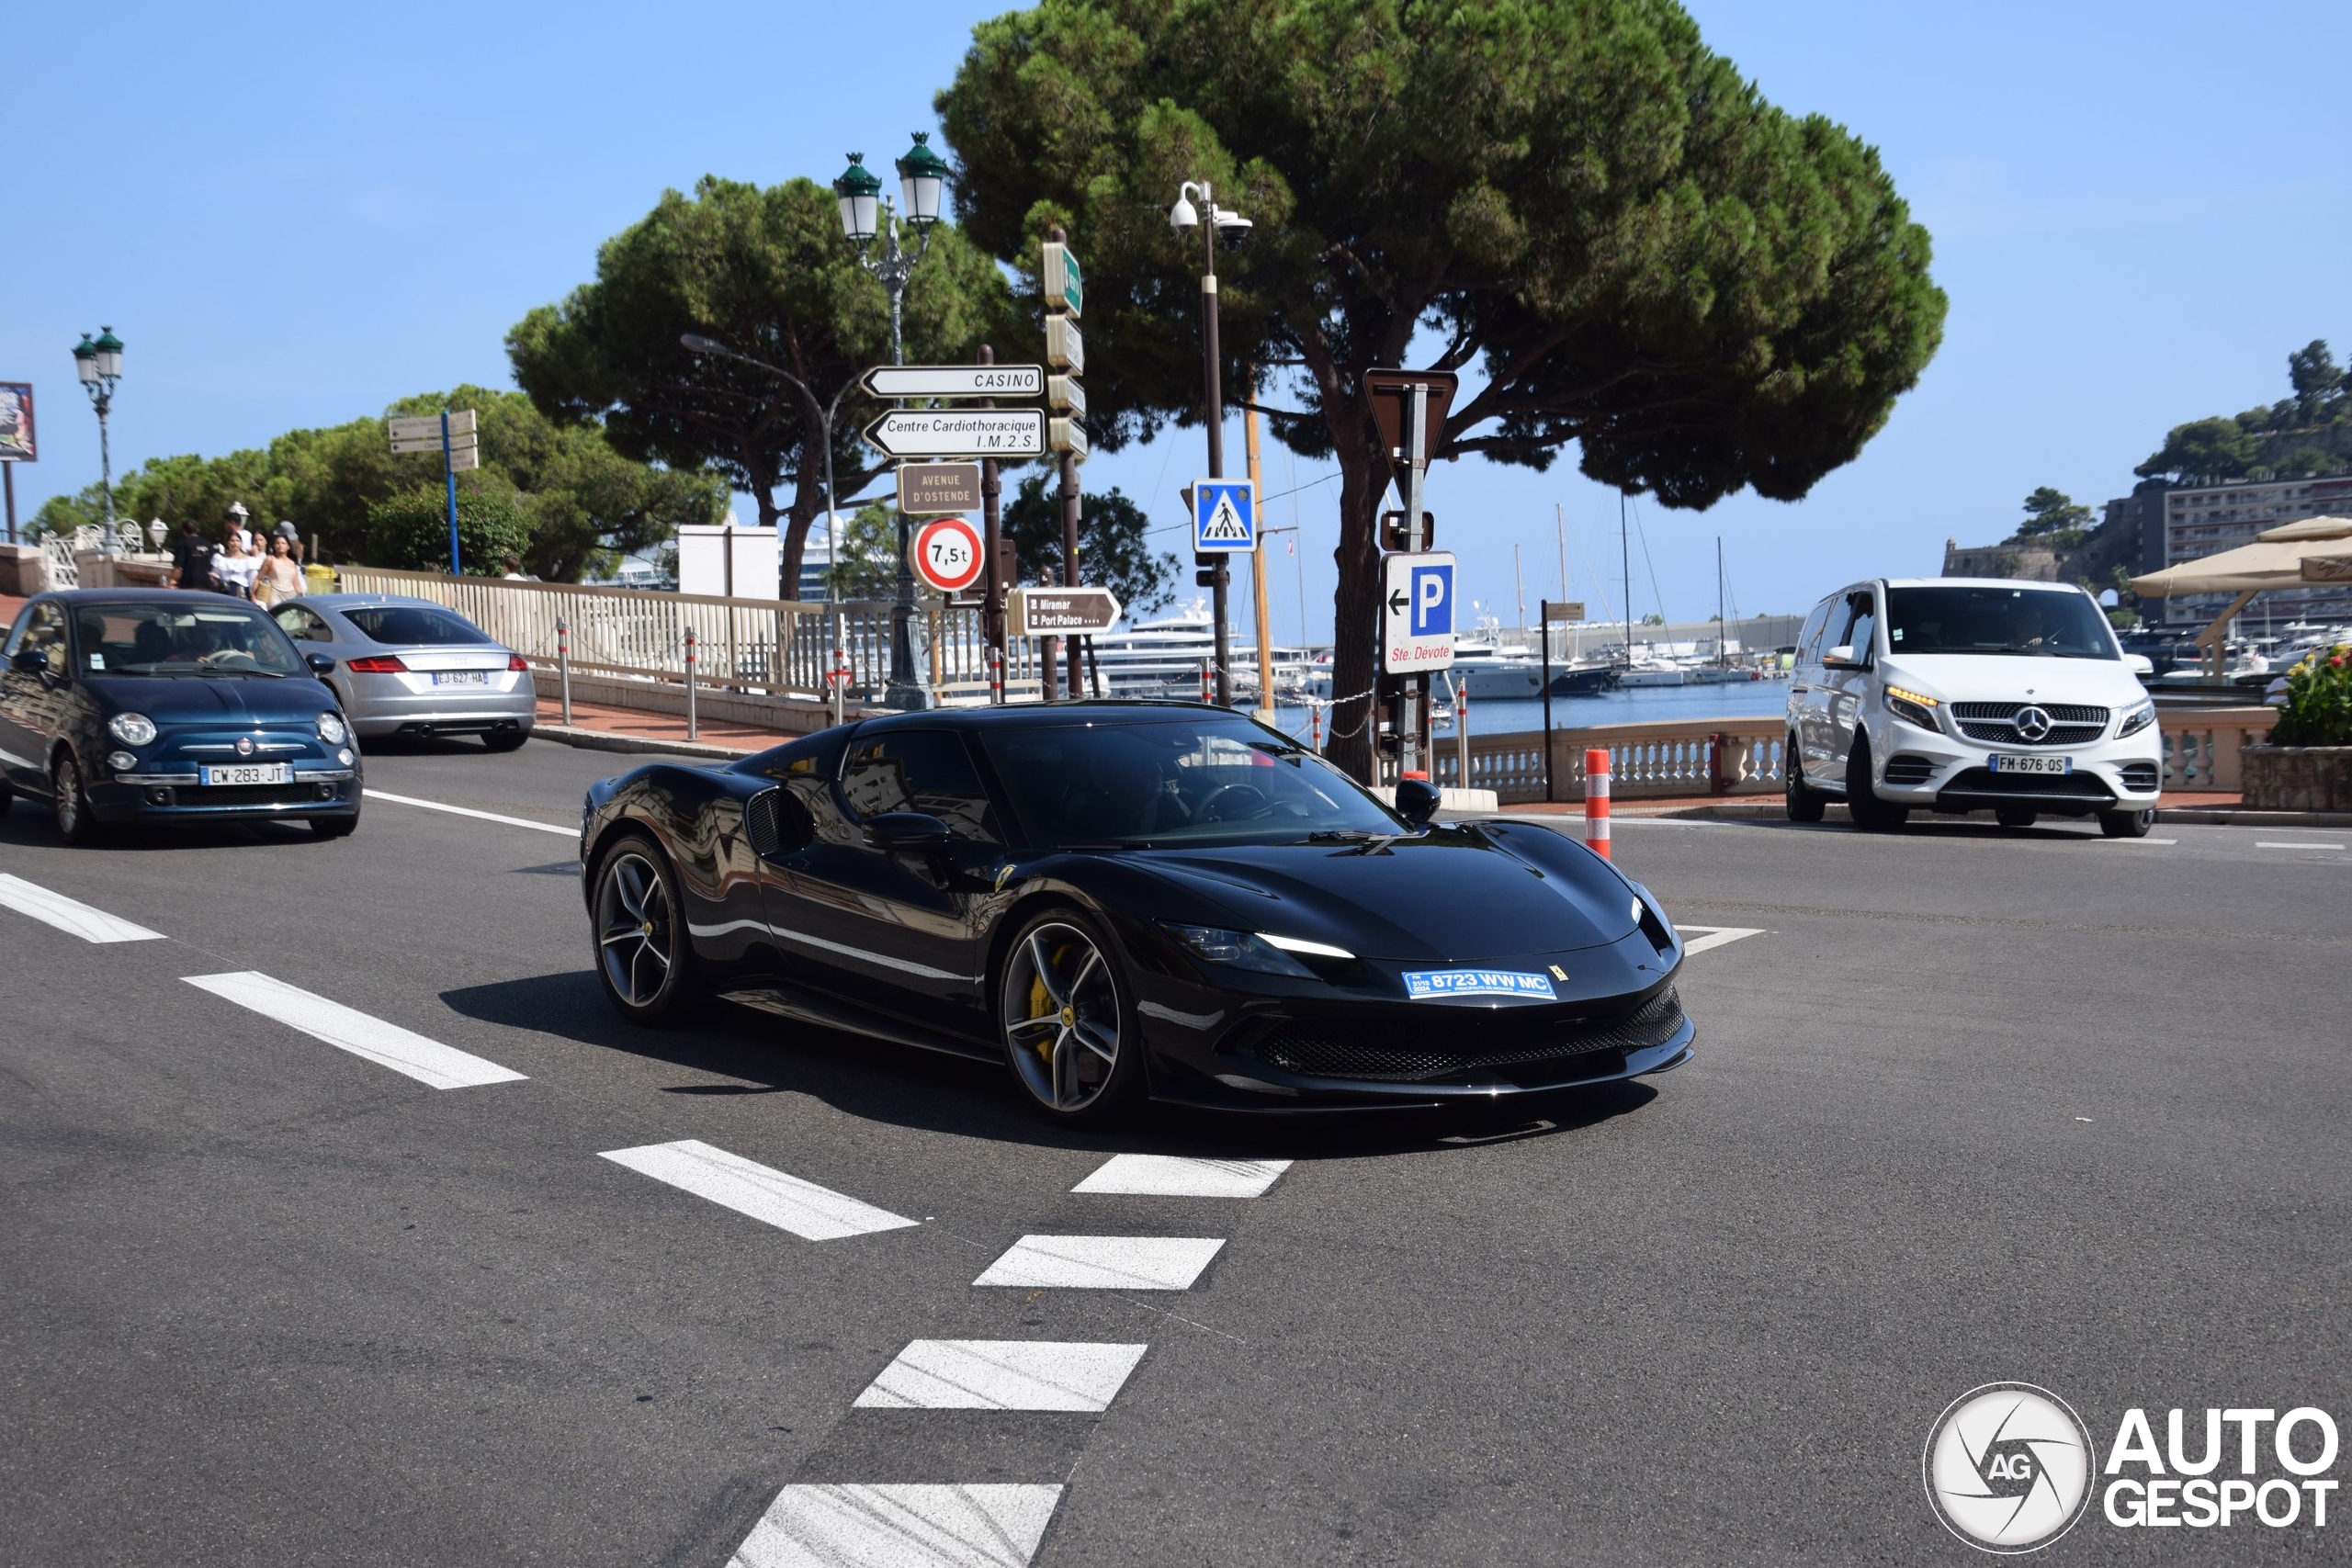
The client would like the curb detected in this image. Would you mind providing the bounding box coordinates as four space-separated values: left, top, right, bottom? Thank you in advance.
1494 801 2352 829
532 724 759 762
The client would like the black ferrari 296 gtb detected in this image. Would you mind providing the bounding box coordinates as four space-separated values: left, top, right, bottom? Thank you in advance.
579 702 1691 1123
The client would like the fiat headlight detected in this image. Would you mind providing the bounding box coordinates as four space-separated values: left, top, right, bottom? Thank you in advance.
317 711 349 745
108 712 157 747
2116 699 2155 739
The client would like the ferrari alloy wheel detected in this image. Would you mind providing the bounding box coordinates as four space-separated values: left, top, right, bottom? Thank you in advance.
593 836 696 1024
1000 910 1142 1124
51 753 103 846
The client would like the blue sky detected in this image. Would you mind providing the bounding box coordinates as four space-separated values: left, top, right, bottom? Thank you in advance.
10 2 2347 638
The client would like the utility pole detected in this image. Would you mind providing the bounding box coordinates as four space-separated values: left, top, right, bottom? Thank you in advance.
1513 543 1526 635
1170 180 1248 707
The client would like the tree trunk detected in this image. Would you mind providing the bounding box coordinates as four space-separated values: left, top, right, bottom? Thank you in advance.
780 461 826 605
1323 446 1386 781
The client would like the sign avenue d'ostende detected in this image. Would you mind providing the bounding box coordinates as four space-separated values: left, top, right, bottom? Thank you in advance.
862 408 1045 459
897 462 984 515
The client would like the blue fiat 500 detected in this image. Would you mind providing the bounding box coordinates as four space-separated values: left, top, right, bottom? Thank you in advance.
0 589 362 843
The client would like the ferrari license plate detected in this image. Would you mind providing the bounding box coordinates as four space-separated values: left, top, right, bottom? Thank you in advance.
1990 753 2072 775
201 762 292 786
432 671 491 686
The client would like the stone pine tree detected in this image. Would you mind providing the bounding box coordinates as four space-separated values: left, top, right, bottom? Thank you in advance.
508 175 1009 597
938 0 1946 776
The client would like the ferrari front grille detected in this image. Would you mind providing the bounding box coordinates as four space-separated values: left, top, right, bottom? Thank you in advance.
1250 987 1684 1083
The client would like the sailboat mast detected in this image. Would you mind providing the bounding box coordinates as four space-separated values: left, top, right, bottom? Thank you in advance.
1620 492 1633 661
1716 536 1725 666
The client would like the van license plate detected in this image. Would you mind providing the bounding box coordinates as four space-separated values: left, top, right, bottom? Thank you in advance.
1991 754 2072 775
201 763 293 786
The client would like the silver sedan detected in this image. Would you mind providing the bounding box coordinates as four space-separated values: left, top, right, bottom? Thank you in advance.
270 594 537 749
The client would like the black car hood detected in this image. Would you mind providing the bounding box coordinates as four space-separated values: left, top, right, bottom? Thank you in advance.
1129 827 1637 961
82 673 334 725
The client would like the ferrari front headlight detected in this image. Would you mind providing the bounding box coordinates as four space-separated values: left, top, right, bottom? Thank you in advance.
1160 922 1319 978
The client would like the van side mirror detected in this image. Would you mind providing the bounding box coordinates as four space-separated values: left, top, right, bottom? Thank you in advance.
1822 644 1862 670
1394 776 1442 828
2127 654 2154 677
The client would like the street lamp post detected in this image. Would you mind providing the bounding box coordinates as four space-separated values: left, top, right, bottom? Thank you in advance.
1170 185 1251 706
836 138 947 710
72 328 125 558
680 333 860 727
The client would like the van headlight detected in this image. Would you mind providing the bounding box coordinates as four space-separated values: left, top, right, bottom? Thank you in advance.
2116 699 2155 739
1883 684 1940 731
108 712 157 747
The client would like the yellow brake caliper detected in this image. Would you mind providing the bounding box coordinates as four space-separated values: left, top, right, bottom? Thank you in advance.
1027 967 1057 1064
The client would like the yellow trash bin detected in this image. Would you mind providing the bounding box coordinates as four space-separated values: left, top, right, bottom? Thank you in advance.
302 563 337 595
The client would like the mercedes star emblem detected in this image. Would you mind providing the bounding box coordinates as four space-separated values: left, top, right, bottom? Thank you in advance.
2013 705 2053 741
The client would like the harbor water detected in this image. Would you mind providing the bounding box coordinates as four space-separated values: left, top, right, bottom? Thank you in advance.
1260 676 1793 745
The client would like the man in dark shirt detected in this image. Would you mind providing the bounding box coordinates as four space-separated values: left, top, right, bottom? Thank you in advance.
168 519 216 590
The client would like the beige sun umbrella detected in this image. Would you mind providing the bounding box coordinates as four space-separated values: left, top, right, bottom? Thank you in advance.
2129 515 2352 677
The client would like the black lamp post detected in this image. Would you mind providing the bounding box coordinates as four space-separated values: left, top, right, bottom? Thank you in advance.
1170 185 1252 705
73 327 126 558
836 137 945 709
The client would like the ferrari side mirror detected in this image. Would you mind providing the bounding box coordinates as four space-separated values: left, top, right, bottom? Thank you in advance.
867 811 955 852
1394 776 1441 828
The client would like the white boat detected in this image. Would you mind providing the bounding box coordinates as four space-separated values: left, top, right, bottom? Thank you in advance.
1084 598 1315 700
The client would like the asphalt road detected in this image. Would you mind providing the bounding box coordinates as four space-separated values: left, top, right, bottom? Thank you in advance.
4 736 2346 1566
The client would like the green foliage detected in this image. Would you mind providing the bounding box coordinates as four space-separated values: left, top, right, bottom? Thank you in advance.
2269 644 2352 747
1640 613 1666 626
506 175 1010 594
365 484 534 575
938 0 1943 773
1001 472 1177 615
2106 606 2141 629
2137 339 2350 481
65 385 721 580
28 486 105 540
825 502 902 601
2013 487 2092 547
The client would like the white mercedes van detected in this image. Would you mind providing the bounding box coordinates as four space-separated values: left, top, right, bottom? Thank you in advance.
1784 579 2162 836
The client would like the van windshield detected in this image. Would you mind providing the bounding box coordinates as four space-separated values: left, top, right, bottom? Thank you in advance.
1885 587 2117 660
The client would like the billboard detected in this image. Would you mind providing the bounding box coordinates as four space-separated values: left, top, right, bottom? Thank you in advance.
0 383 32 462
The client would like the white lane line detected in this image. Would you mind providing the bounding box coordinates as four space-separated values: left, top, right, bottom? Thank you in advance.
599 1139 918 1241
182 972 526 1090
1678 925 1766 956
2110 838 2178 845
2256 841 2344 851
1072 1155 1291 1198
361 788 577 838
0 873 166 943
729 1483 1061 1568
974 1235 1225 1291
853 1340 1148 1411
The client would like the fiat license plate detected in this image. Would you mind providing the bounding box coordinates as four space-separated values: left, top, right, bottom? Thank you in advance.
1990 754 2072 775
432 671 490 686
201 762 292 786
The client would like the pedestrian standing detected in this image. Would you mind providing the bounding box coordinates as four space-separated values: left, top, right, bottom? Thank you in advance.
214 531 260 599
170 518 217 591
225 501 255 555
254 536 304 605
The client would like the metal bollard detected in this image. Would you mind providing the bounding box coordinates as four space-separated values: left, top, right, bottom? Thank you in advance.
1199 660 1212 704
989 647 1004 705
556 619 573 726
1309 704 1322 754
1455 681 1470 792
1584 746 1611 860
684 627 698 743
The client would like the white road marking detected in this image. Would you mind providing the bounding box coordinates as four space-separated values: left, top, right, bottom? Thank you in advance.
729 1483 1061 1568
2256 841 2344 851
974 1235 1225 1291
853 1340 1148 1411
361 788 577 837
182 971 526 1090
0 874 166 943
1072 1155 1291 1198
599 1139 918 1241
1678 925 1766 956
2110 838 2177 845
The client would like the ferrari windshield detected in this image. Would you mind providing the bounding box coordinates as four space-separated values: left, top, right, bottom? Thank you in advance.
1886 586 2118 659
75 602 306 677
981 714 1404 848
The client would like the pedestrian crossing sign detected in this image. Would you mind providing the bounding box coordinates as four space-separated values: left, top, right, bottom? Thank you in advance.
1192 479 1257 553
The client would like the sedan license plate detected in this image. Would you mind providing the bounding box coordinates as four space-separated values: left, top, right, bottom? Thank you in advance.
1990 753 2073 775
432 670 491 686
201 762 293 786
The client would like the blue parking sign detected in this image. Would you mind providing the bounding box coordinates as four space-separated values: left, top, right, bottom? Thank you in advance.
1410 561 1453 635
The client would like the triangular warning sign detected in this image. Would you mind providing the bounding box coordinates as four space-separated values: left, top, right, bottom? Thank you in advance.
1200 491 1251 542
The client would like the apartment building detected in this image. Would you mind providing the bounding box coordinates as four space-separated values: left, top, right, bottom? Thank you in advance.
2161 473 2352 626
